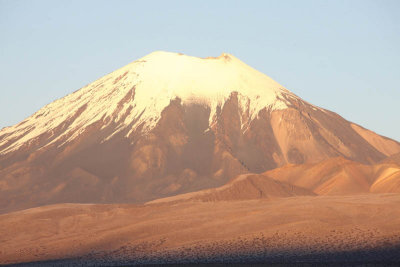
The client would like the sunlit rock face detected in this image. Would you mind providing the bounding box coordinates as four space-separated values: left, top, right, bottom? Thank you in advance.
1 51 399 213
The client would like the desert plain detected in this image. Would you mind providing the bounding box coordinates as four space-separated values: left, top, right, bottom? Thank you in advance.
1 193 400 265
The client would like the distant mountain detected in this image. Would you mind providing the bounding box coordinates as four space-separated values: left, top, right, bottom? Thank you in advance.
1 51 399 213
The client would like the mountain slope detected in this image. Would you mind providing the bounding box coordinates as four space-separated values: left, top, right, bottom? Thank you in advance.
0 51 399 213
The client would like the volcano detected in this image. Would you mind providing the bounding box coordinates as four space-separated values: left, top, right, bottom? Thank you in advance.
1 51 399 213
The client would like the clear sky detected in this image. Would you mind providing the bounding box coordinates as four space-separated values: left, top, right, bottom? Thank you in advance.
1 0 399 141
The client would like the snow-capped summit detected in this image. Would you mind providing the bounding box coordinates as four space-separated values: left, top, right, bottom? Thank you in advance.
0 51 295 155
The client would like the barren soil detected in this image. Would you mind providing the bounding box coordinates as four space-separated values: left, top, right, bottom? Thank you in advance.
1 194 400 265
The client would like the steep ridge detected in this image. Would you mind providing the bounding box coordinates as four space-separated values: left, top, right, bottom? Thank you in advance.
0 51 399 213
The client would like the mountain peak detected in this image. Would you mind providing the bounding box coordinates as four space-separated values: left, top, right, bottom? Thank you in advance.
1 51 400 213
141 51 234 61
124 50 294 130
137 51 242 68
0 51 295 155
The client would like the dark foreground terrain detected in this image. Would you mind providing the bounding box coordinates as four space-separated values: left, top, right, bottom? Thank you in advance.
9 245 400 266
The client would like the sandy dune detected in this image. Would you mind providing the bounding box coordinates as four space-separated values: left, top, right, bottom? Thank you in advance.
371 165 400 193
265 157 400 195
148 173 315 204
1 194 400 265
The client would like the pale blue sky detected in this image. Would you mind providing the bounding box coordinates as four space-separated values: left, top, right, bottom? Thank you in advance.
1 0 399 141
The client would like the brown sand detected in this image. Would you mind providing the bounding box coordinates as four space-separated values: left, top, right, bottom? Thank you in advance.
1 193 400 265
